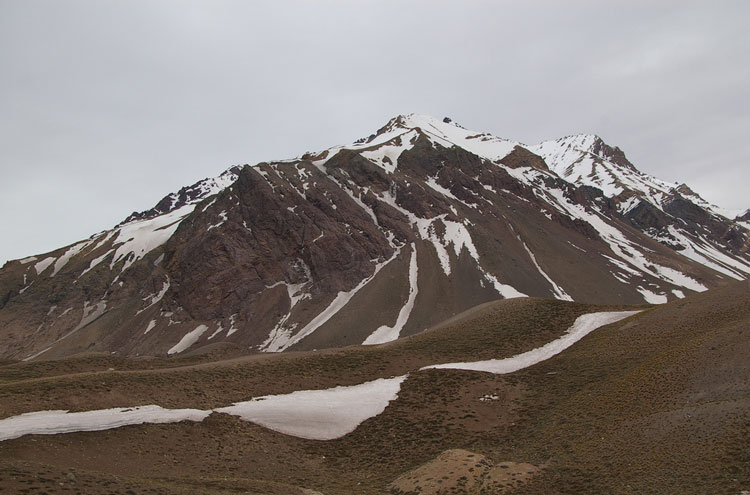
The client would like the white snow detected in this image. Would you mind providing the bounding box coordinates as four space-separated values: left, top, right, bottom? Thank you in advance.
263 249 400 352
0 376 407 443
422 311 641 374
424 176 475 209
206 210 228 231
363 244 419 345
34 257 56 275
51 240 93 277
379 190 479 277
653 226 750 280
79 251 112 278
226 314 239 337
23 300 108 361
19 256 37 264
0 406 211 442
109 204 196 273
393 114 519 163
207 324 224 340
637 287 668 304
168 324 209 355
531 134 676 208
136 278 170 315
672 289 685 299
215 375 408 440
518 237 573 301
359 130 417 173
545 188 708 293
144 319 157 334
258 279 312 351
481 272 527 299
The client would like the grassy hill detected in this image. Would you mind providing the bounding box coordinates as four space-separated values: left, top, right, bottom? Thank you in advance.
0 281 748 494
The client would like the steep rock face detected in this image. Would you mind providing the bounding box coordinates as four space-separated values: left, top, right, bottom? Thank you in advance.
0 114 748 360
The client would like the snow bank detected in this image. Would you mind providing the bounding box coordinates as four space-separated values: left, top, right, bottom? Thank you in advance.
422 311 640 374
215 375 408 440
0 406 210 442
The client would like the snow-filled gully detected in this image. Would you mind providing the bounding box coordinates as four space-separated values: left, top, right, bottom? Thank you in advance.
0 311 639 442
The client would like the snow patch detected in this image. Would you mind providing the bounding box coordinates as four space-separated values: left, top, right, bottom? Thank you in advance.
168 324 209 355
144 319 157 334
0 406 211 442
215 376 407 440
34 257 56 275
109 204 196 273
136 277 170 315
637 287 668 304
422 311 640 374
207 210 228 231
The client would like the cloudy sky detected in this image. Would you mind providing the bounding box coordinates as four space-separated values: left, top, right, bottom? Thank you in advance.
1 0 748 265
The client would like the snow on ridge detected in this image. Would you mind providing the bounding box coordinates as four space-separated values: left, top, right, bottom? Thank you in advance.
108 204 196 274
34 257 56 275
422 310 641 374
312 114 519 171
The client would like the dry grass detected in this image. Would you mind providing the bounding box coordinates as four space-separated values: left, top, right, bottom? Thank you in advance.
0 282 748 494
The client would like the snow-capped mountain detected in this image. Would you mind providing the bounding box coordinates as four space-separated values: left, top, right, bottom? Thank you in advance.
1 114 748 361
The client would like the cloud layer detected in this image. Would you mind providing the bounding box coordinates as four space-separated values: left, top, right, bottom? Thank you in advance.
1 1 748 264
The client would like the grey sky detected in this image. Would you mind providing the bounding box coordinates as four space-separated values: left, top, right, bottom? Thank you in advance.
1 0 749 265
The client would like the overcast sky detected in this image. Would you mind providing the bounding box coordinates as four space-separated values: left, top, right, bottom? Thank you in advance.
1 0 749 265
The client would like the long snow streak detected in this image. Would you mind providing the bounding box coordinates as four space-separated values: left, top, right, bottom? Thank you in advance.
518 237 572 301
422 311 641 374
265 249 401 352
168 324 209 355
0 406 211 442
0 377 408 442
363 245 419 345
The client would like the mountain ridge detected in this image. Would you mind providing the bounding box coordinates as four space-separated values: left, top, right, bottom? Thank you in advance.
0 113 748 361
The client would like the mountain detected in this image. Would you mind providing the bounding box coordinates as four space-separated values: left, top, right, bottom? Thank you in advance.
1 114 748 361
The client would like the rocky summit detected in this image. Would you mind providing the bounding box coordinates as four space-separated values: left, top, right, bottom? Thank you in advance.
1 114 749 361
